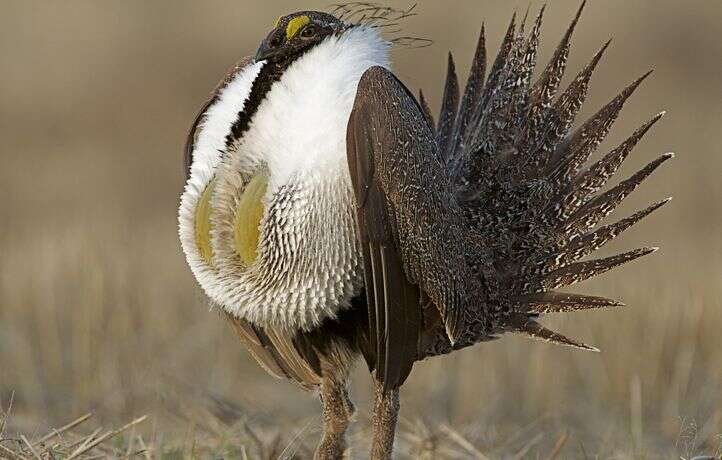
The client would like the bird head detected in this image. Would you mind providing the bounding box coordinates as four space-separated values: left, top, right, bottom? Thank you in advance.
254 12 346 64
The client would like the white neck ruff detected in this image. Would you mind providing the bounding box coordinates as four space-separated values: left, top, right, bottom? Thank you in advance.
179 26 390 331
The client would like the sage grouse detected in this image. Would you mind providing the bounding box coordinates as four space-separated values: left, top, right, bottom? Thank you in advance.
178 3 672 458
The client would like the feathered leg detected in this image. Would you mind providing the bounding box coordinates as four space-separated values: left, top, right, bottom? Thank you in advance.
314 376 355 460
370 377 400 460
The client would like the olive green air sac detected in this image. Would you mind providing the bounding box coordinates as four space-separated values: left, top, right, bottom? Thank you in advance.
233 173 268 267
194 179 216 266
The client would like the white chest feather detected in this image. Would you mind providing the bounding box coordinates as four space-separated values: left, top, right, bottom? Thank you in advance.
179 27 390 331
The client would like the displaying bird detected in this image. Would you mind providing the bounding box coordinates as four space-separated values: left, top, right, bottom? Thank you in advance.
178 3 672 458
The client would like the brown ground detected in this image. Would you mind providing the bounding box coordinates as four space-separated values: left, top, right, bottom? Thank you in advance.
1 1 720 458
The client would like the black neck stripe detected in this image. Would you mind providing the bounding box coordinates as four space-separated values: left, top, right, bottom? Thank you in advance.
224 51 308 148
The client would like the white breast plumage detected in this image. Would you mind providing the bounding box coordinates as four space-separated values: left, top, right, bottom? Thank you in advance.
179 26 391 331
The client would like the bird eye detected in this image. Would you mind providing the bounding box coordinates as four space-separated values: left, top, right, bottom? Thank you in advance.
300 25 317 39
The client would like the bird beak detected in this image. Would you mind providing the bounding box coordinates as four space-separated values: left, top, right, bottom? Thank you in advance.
255 28 284 62
255 40 274 62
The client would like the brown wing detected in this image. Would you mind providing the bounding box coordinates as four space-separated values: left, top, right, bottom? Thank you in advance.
347 66 454 391
224 313 321 390
184 56 254 180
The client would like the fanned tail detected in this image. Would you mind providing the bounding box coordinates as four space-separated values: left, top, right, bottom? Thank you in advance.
519 292 624 314
424 2 672 353
436 53 460 155
510 317 600 352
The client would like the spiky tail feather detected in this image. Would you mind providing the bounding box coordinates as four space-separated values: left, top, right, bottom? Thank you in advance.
429 2 671 352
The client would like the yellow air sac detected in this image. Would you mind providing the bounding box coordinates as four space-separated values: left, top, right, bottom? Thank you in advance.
234 173 268 266
195 179 216 266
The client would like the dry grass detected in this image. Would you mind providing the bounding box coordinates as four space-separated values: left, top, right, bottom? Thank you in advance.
3 401 583 459
2 395 720 459
1 0 721 458
0 407 149 460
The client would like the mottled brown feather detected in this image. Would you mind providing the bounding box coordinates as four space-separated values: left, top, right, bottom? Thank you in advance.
347 81 422 390
347 66 484 388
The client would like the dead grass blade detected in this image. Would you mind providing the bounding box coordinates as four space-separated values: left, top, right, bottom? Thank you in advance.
35 413 92 446
19 435 41 460
136 435 152 460
66 415 148 460
546 431 570 460
0 443 25 460
0 392 14 438
513 433 544 460
277 418 314 459
438 423 490 460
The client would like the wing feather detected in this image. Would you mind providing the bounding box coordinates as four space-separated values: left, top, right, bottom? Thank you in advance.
346 67 439 390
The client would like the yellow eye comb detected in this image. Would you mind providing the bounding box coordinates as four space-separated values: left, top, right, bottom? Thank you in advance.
286 15 310 40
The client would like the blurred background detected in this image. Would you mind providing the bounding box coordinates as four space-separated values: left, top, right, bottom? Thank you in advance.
1 0 720 457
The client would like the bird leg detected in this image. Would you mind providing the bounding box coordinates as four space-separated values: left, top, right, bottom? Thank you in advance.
314 377 355 460
370 378 400 460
